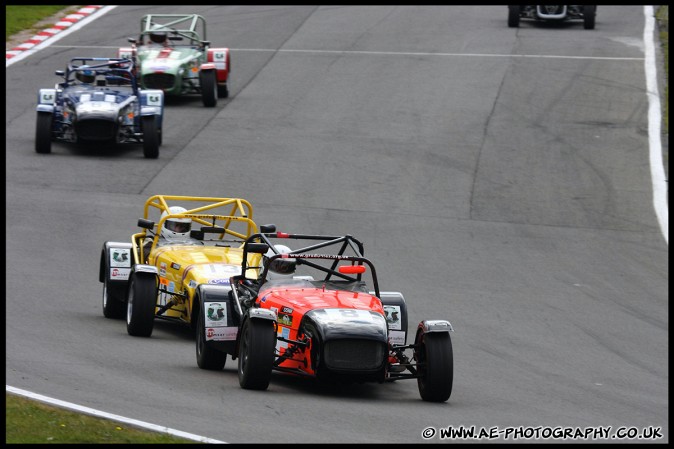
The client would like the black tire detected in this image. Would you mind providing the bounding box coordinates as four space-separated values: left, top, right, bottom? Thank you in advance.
416 331 453 402
142 116 159 159
201 70 217 107
238 318 275 390
196 302 228 370
102 282 126 319
217 83 229 98
507 6 520 28
158 127 163 147
126 273 157 337
35 111 53 154
583 5 596 30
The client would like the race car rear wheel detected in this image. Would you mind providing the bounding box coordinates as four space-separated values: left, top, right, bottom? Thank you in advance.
35 111 53 154
142 116 159 159
415 331 453 402
103 282 126 319
196 301 228 370
583 5 596 30
238 318 275 390
126 273 157 337
200 70 218 107
217 83 229 98
507 6 520 28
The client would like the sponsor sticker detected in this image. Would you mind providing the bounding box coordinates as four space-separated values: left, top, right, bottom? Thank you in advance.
205 302 227 326
110 267 130 280
110 248 131 267
383 305 402 330
159 262 167 277
205 326 237 341
171 262 180 270
40 91 55 104
276 326 290 351
146 94 161 106
278 313 293 327
388 330 406 346
207 279 230 285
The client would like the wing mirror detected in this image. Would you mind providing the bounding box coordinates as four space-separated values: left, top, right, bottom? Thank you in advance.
339 265 366 274
246 243 269 254
137 218 154 229
260 224 276 233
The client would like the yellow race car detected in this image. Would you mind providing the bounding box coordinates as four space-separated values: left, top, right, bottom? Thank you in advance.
99 194 273 337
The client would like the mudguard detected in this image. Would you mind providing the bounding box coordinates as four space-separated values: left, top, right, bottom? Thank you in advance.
373 291 408 346
37 89 56 113
198 284 240 355
417 319 454 334
100 242 133 286
207 48 230 83
139 89 164 116
117 47 134 60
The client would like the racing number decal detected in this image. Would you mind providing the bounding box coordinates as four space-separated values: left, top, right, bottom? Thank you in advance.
323 309 373 322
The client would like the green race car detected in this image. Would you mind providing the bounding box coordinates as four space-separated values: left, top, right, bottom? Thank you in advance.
118 14 230 107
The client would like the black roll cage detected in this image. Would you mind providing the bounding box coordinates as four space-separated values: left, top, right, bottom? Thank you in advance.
236 233 380 298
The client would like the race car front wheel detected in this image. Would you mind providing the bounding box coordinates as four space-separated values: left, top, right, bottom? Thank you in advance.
196 302 228 370
217 83 229 99
35 111 53 154
142 116 159 159
126 273 157 337
507 6 520 28
200 70 218 107
415 331 453 402
238 318 275 390
583 5 596 30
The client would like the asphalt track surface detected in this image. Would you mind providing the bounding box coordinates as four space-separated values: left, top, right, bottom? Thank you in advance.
5 6 668 444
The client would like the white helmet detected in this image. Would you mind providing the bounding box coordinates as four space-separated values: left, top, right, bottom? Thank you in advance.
263 244 296 280
160 206 192 242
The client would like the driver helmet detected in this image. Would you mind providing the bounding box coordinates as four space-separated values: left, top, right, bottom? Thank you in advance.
149 31 168 45
263 244 296 280
75 67 95 84
160 206 192 242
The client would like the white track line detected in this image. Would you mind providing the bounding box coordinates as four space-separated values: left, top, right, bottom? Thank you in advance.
643 6 668 244
6 385 227 444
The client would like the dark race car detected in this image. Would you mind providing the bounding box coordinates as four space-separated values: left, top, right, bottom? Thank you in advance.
35 57 164 158
196 232 455 402
508 5 596 29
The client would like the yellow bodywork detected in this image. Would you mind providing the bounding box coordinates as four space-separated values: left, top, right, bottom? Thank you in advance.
130 195 262 324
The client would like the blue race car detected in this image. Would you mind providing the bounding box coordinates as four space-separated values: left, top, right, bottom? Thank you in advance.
35 57 165 158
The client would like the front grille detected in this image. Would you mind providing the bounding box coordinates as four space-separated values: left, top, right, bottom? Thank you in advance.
323 339 385 371
144 73 175 90
76 119 116 141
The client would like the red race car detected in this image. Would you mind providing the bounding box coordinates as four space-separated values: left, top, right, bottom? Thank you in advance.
196 231 454 402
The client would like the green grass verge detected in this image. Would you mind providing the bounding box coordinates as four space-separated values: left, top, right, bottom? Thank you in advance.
6 393 197 444
5 5 72 40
